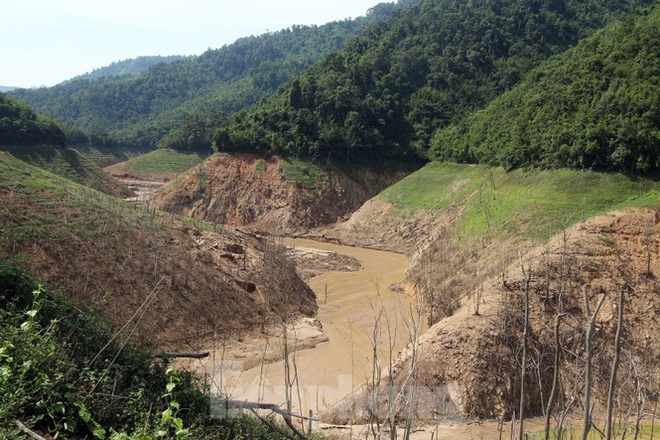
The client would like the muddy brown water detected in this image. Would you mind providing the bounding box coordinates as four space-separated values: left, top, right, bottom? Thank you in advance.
217 238 419 416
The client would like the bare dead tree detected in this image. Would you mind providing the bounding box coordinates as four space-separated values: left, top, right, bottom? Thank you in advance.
644 211 656 278
402 307 422 440
368 306 384 439
518 252 532 440
544 313 565 440
581 285 606 440
385 310 400 440
605 284 626 440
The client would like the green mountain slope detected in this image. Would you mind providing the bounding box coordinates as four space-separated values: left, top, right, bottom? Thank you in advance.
72 55 191 81
10 4 411 149
0 92 65 147
431 4 660 173
213 0 651 161
0 145 133 197
0 93 131 196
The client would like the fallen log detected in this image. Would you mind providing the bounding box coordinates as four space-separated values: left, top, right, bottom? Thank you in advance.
152 352 210 359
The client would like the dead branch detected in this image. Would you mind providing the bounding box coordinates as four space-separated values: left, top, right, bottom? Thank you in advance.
14 420 46 440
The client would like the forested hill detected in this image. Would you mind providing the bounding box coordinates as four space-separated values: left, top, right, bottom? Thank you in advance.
10 2 413 149
0 93 65 147
213 0 652 162
431 4 660 174
71 55 191 81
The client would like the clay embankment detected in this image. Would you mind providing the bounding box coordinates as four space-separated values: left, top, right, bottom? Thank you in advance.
153 153 417 234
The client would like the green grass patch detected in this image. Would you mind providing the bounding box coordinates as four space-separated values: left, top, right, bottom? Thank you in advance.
0 152 165 247
2 145 110 185
124 149 206 176
72 144 148 167
380 162 660 242
280 157 328 190
255 158 266 171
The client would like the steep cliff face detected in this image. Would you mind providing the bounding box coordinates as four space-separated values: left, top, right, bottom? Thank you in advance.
153 153 417 233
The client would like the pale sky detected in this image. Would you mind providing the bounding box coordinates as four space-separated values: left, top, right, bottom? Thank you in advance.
2 0 381 88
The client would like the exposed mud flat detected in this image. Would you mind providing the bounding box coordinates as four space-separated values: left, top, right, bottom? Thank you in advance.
182 239 418 418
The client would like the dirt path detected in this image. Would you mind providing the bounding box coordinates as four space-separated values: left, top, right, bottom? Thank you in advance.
208 239 418 417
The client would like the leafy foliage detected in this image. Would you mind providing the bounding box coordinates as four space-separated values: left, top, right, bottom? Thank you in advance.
73 55 192 81
0 259 323 439
431 4 660 174
0 260 207 438
10 5 410 150
214 0 651 161
0 92 65 147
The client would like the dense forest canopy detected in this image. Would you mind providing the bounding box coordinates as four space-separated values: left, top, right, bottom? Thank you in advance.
212 0 653 163
10 3 414 150
0 93 65 147
71 55 192 82
430 4 660 174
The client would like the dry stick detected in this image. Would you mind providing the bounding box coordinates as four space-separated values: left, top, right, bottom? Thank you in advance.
368 304 384 439
403 307 420 440
88 277 165 367
545 313 565 440
248 407 298 440
605 285 625 440
291 327 305 434
14 420 46 440
581 285 606 440
650 399 657 440
385 308 399 440
518 253 532 440
84 279 164 401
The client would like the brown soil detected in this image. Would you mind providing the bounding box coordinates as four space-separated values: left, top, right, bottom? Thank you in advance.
182 239 418 419
153 153 416 234
323 208 660 430
0 158 317 351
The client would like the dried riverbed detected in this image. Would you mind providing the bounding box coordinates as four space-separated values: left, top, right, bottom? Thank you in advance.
192 238 418 417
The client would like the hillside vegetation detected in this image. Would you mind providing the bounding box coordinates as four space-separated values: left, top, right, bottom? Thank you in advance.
73 55 191 81
325 163 660 427
0 261 320 439
330 162 660 328
432 4 660 173
0 92 65 147
10 3 413 149
106 149 208 181
0 152 316 349
1 93 132 197
1 145 133 198
212 0 651 162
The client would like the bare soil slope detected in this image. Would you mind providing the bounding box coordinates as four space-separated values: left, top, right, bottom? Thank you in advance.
0 152 316 350
154 153 416 233
324 208 660 426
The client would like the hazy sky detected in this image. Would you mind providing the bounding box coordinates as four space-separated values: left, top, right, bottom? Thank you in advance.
2 0 380 88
